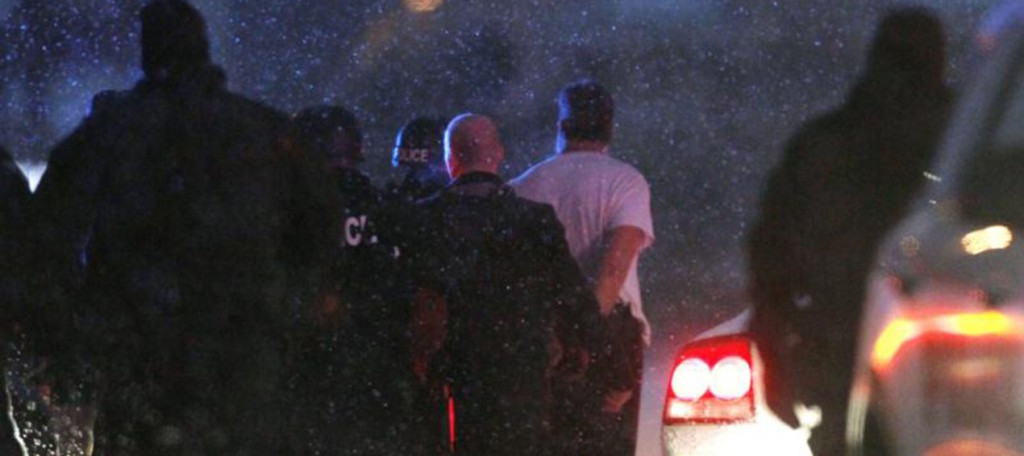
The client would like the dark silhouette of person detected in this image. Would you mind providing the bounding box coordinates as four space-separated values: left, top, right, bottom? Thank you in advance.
288 105 425 455
746 7 953 456
0 146 30 456
0 148 29 307
411 114 599 456
30 1 335 454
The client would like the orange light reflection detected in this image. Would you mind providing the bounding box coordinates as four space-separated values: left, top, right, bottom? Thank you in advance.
403 0 443 13
871 311 1021 371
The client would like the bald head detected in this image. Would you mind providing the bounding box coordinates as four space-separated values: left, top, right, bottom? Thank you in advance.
444 113 506 179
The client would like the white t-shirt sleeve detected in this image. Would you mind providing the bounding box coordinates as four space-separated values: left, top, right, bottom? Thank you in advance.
609 172 655 247
508 166 547 204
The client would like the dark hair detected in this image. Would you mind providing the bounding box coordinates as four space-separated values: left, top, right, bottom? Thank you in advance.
867 7 946 84
141 0 211 80
291 106 365 164
558 80 614 143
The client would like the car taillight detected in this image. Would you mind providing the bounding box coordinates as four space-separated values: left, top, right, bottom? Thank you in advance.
871 310 1024 373
663 335 755 424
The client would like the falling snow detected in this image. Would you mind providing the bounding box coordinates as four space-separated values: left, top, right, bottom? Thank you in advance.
0 1 1001 454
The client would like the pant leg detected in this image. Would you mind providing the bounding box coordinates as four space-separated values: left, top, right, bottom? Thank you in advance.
571 306 645 456
578 364 643 456
803 336 857 456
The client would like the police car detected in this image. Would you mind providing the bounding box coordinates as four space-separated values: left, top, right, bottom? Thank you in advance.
847 14 1024 456
660 310 814 456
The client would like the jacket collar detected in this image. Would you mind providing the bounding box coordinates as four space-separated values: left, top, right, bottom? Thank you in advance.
447 172 506 197
451 171 503 187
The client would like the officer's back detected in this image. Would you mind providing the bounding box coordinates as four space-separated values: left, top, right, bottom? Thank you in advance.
293 107 407 336
289 105 422 455
419 182 558 380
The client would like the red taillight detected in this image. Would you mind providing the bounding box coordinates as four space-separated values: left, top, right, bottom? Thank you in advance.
670 358 711 401
663 335 755 424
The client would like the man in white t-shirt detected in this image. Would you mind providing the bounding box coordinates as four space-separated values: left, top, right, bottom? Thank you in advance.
511 80 653 456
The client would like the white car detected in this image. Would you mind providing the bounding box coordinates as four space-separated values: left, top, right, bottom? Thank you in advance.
847 20 1024 456
660 310 814 456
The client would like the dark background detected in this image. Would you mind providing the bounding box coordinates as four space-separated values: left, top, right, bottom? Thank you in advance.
0 1 998 453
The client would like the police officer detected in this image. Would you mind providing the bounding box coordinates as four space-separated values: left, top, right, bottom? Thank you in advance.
289 105 423 455
411 113 600 456
388 117 450 202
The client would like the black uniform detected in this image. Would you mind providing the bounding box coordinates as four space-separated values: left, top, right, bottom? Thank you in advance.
32 64 334 456
293 167 422 455
747 10 952 455
388 170 448 203
412 172 599 456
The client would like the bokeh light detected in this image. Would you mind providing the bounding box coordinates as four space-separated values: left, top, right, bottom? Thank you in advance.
403 0 443 13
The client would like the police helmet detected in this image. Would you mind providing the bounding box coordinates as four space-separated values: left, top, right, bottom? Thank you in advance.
291 106 364 166
392 117 446 168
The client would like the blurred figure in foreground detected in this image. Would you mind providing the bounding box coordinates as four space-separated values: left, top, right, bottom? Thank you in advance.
512 80 654 456
288 105 424 455
0 146 30 455
31 1 334 454
746 7 953 456
411 113 599 455
389 117 450 201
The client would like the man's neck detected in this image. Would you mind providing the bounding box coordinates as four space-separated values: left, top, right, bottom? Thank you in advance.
452 167 500 180
559 140 609 155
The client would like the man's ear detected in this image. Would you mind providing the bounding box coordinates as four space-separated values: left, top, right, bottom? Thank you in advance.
446 153 461 179
497 146 505 163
